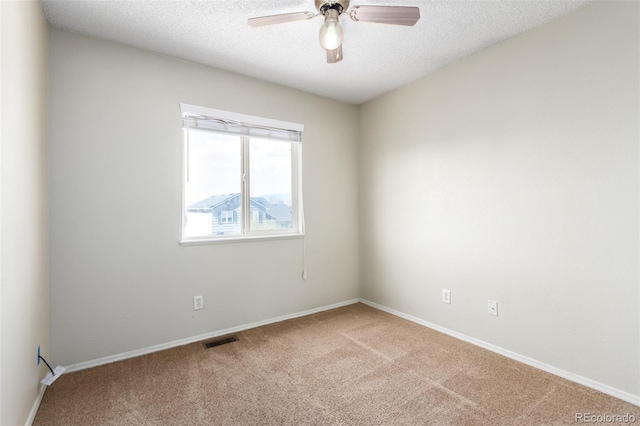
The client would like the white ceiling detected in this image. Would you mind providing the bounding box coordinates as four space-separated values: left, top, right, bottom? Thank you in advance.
41 0 592 104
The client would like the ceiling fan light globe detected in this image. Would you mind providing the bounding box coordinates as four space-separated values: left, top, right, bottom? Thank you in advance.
319 19 343 50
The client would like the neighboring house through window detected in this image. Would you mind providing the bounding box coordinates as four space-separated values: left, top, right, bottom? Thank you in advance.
220 211 234 224
181 103 304 242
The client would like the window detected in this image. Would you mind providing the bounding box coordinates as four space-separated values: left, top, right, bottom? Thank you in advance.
220 211 234 224
181 103 304 243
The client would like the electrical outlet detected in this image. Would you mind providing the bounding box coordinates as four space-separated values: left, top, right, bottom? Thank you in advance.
488 300 498 316
37 346 41 365
442 289 451 304
194 295 204 310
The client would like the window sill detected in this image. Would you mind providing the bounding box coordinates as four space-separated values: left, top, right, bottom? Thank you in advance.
180 233 304 246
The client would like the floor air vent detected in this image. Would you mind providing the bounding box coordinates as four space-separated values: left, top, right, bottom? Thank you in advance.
202 335 238 349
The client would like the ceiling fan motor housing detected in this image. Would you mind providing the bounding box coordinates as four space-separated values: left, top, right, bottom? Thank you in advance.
316 0 350 15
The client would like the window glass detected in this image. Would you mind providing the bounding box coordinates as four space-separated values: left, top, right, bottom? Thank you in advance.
184 131 241 237
249 138 293 231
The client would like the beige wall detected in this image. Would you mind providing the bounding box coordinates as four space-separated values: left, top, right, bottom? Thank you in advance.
359 1 639 396
0 1 50 424
48 29 360 366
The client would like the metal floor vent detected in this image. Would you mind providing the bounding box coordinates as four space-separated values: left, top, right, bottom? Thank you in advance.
202 335 238 349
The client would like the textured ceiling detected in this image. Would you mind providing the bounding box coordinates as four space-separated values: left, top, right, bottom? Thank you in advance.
41 0 592 104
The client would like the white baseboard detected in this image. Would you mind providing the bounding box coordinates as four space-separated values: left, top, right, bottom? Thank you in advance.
359 298 640 407
25 384 46 426
65 298 360 374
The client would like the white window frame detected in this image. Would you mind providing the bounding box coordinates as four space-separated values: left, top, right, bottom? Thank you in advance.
180 103 304 245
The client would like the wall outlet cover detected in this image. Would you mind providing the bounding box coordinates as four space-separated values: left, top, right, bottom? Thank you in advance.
442 289 451 304
194 295 204 310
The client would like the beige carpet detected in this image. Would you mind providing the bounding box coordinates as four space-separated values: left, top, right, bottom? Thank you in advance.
34 303 639 425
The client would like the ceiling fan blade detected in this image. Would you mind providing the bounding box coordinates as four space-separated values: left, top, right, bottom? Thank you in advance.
248 11 315 27
349 6 420 26
326 46 343 64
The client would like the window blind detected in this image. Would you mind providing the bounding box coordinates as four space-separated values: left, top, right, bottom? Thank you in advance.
181 103 303 143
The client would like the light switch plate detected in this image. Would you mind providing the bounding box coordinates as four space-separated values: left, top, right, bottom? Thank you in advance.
488 300 498 316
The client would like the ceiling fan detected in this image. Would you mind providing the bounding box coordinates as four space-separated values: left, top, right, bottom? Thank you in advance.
248 1 420 63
